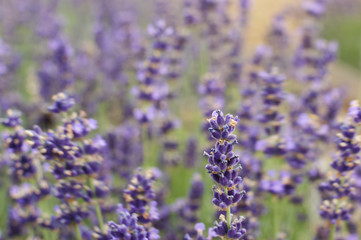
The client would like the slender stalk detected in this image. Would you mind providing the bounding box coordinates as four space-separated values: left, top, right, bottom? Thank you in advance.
273 196 279 240
42 229 53 240
225 187 231 228
227 206 231 228
329 200 339 240
329 222 336 240
75 224 82 240
34 155 44 182
329 179 341 240
28 226 35 238
142 124 149 167
94 201 105 233
89 178 105 233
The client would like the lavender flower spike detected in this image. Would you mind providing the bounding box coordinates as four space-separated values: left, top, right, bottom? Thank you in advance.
122 168 160 239
204 110 247 239
108 204 159 240
348 100 361 124
185 222 217 240
318 100 361 238
180 173 204 237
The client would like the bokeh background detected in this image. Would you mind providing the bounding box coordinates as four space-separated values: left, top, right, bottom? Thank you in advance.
0 0 361 239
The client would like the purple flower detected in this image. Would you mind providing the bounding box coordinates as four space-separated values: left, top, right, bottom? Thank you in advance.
54 203 89 225
134 106 156 124
204 110 246 238
198 74 226 120
8 206 40 237
214 216 246 239
10 155 36 180
108 204 159 240
318 101 361 227
319 200 351 224
267 14 288 51
165 31 187 84
331 124 360 173
101 123 142 179
185 222 217 240
2 109 50 237
54 180 92 202
133 20 173 124
185 136 198 168
180 173 204 237
285 138 310 169
348 100 361 124
293 28 338 82
183 0 200 25
123 168 160 224
259 171 298 197
39 131 82 162
319 177 354 199
25 94 110 235
303 0 326 17
258 70 285 135
38 37 74 100
0 109 21 127
3 132 27 155
48 92 75 113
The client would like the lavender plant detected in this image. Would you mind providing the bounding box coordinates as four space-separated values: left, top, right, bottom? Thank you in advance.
121 168 160 239
318 101 361 239
0 0 360 239
179 173 204 237
25 92 108 239
204 110 247 239
1 110 50 238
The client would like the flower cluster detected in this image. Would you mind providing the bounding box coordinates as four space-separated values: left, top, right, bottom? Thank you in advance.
26 92 108 235
0 38 21 111
123 168 160 238
1 109 50 237
258 70 285 137
102 123 143 179
255 70 287 157
107 204 158 240
185 223 216 240
318 101 361 234
0 0 361 240
179 173 204 237
47 92 75 113
156 28 187 167
133 20 173 124
38 38 74 100
331 124 360 172
259 171 299 197
199 74 226 140
293 4 338 83
204 110 246 239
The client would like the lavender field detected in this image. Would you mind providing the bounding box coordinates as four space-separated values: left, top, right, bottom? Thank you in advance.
0 0 361 239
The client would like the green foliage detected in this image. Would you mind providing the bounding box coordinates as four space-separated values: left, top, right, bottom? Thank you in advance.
323 14 361 68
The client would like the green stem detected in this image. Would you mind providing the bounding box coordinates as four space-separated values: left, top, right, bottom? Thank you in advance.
28 226 35 238
329 179 342 240
94 198 105 233
225 188 231 229
142 124 149 167
89 178 105 233
227 206 231 228
75 224 82 240
329 222 336 240
42 229 53 240
273 197 279 240
329 200 339 240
